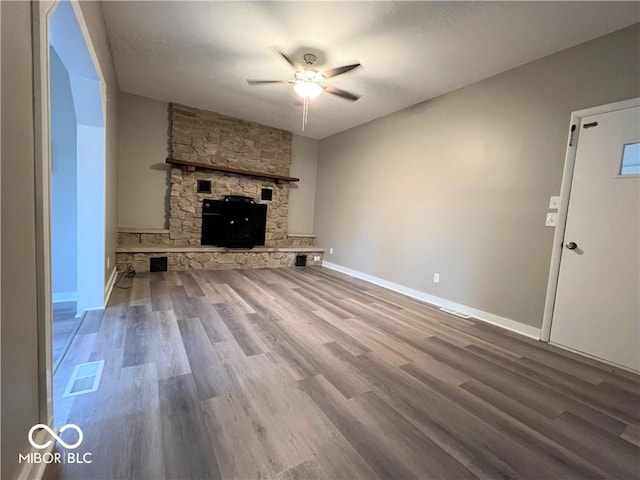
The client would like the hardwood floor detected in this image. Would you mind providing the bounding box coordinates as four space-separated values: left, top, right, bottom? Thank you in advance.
46 266 639 480
53 301 79 368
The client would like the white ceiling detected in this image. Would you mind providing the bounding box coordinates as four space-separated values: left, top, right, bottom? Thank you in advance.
102 1 639 139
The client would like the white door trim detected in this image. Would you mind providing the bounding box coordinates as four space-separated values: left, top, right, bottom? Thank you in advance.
32 0 108 435
32 0 58 435
541 97 640 342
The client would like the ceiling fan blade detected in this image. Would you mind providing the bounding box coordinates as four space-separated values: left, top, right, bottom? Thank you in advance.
322 63 361 78
273 47 299 70
323 85 361 101
246 79 291 85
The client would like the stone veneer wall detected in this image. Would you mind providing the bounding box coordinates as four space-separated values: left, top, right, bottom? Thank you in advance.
167 103 293 246
170 103 292 173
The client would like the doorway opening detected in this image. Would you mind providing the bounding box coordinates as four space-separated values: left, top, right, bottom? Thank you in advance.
49 1 106 376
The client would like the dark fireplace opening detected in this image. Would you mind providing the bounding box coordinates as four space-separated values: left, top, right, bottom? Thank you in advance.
201 196 267 248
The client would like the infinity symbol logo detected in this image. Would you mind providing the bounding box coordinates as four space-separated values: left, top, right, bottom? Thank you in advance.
28 424 83 450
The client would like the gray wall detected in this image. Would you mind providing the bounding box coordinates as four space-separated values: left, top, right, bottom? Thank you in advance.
315 24 640 329
50 47 78 297
118 92 170 229
116 92 319 234
1 2 40 477
289 135 319 234
0 2 119 477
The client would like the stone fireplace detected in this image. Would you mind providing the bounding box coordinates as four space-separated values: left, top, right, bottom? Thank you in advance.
167 103 292 246
116 103 322 271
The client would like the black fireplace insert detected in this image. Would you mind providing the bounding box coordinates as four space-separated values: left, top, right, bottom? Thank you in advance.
201 196 267 248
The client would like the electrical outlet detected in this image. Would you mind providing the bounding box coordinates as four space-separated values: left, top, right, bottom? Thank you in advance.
433 273 440 283
329 248 334 255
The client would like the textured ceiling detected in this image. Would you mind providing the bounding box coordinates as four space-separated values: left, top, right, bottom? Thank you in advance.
102 1 639 139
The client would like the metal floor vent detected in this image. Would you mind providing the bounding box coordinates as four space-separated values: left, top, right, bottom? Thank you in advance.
63 360 105 398
439 307 472 319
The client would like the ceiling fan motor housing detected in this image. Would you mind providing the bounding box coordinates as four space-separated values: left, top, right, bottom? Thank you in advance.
295 70 324 83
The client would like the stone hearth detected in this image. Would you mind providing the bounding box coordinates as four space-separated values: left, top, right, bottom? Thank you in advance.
116 245 324 272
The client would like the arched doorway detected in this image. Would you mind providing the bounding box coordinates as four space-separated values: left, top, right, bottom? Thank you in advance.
49 1 106 373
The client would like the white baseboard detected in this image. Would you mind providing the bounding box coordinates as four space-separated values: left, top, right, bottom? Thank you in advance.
104 266 118 306
322 261 541 340
16 427 55 480
52 292 77 303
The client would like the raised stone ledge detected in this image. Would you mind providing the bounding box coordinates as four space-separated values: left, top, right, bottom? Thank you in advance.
285 234 315 247
117 245 324 254
116 245 324 272
119 227 170 234
118 231 171 246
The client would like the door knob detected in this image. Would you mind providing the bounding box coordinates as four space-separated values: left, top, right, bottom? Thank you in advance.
565 241 578 250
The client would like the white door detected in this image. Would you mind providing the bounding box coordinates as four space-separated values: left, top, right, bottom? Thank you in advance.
551 105 640 372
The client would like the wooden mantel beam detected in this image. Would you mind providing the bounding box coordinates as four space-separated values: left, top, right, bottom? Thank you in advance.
166 158 300 184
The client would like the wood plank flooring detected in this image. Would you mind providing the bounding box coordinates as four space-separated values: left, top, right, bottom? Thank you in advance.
52 301 79 368
45 266 639 480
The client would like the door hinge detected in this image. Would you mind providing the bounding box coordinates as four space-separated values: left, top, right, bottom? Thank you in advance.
568 124 577 146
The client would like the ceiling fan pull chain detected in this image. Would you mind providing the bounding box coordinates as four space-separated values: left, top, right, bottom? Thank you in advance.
302 96 309 132
305 97 309 126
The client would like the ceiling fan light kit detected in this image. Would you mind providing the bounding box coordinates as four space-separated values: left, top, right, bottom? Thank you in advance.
293 71 324 99
247 48 361 132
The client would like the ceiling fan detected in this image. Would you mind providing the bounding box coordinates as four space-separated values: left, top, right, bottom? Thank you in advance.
247 49 362 131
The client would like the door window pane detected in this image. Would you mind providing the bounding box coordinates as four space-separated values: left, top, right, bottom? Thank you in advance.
620 142 640 175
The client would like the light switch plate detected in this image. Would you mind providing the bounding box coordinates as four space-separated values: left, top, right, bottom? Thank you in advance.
545 212 558 227
549 196 561 209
